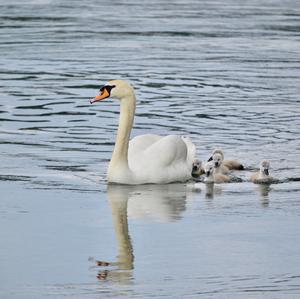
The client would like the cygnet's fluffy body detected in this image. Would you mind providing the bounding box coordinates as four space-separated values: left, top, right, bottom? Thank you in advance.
210 152 230 175
223 160 244 170
204 161 230 184
250 160 275 184
209 149 244 171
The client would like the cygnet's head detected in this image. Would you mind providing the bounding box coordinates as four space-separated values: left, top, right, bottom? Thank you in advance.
213 148 224 157
192 159 202 170
192 159 202 178
260 160 270 176
90 80 134 103
212 152 224 168
204 161 215 178
208 148 224 162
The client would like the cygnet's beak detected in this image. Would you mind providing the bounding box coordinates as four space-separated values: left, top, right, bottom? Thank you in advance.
264 168 269 176
205 170 211 177
90 88 110 104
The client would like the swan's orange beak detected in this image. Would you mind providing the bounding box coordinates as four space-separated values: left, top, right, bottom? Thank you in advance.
90 88 110 104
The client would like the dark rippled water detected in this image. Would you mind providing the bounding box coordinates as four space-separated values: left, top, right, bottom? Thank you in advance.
1 0 300 298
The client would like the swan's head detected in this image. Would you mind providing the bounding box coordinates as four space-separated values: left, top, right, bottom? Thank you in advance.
260 160 270 176
208 148 224 162
90 80 134 104
211 152 224 168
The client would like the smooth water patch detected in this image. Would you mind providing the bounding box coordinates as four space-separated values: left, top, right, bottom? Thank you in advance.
1 181 300 298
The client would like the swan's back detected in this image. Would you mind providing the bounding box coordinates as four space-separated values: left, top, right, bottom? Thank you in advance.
128 134 195 183
129 134 162 154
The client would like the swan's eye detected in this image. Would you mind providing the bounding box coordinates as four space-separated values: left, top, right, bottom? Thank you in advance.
100 85 116 94
91 85 116 104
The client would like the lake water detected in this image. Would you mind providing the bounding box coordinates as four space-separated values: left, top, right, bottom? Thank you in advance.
0 0 300 298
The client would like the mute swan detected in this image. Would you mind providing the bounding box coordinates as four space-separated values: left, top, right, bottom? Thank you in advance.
204 161 230 183
208 149 244 171
250 160 277 184
90 80 196 184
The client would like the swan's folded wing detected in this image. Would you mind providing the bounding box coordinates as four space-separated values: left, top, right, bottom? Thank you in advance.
128 134 194 183
129 134 162 154
128 134 164 171
139 135 188 167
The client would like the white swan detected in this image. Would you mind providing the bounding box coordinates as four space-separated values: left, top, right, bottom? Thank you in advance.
90 80 196 184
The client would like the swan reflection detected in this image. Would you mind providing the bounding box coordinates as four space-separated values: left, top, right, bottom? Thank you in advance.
125 183 189 222
96 183 190 281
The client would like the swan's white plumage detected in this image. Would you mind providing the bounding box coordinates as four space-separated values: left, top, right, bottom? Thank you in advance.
128 134 194 184
92 80 195 185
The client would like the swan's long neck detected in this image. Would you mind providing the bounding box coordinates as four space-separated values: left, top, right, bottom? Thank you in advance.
108 186 134 270
109 93 136 170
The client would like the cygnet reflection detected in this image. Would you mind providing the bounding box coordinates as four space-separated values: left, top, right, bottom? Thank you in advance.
192 182 223 199
256 184 271 207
